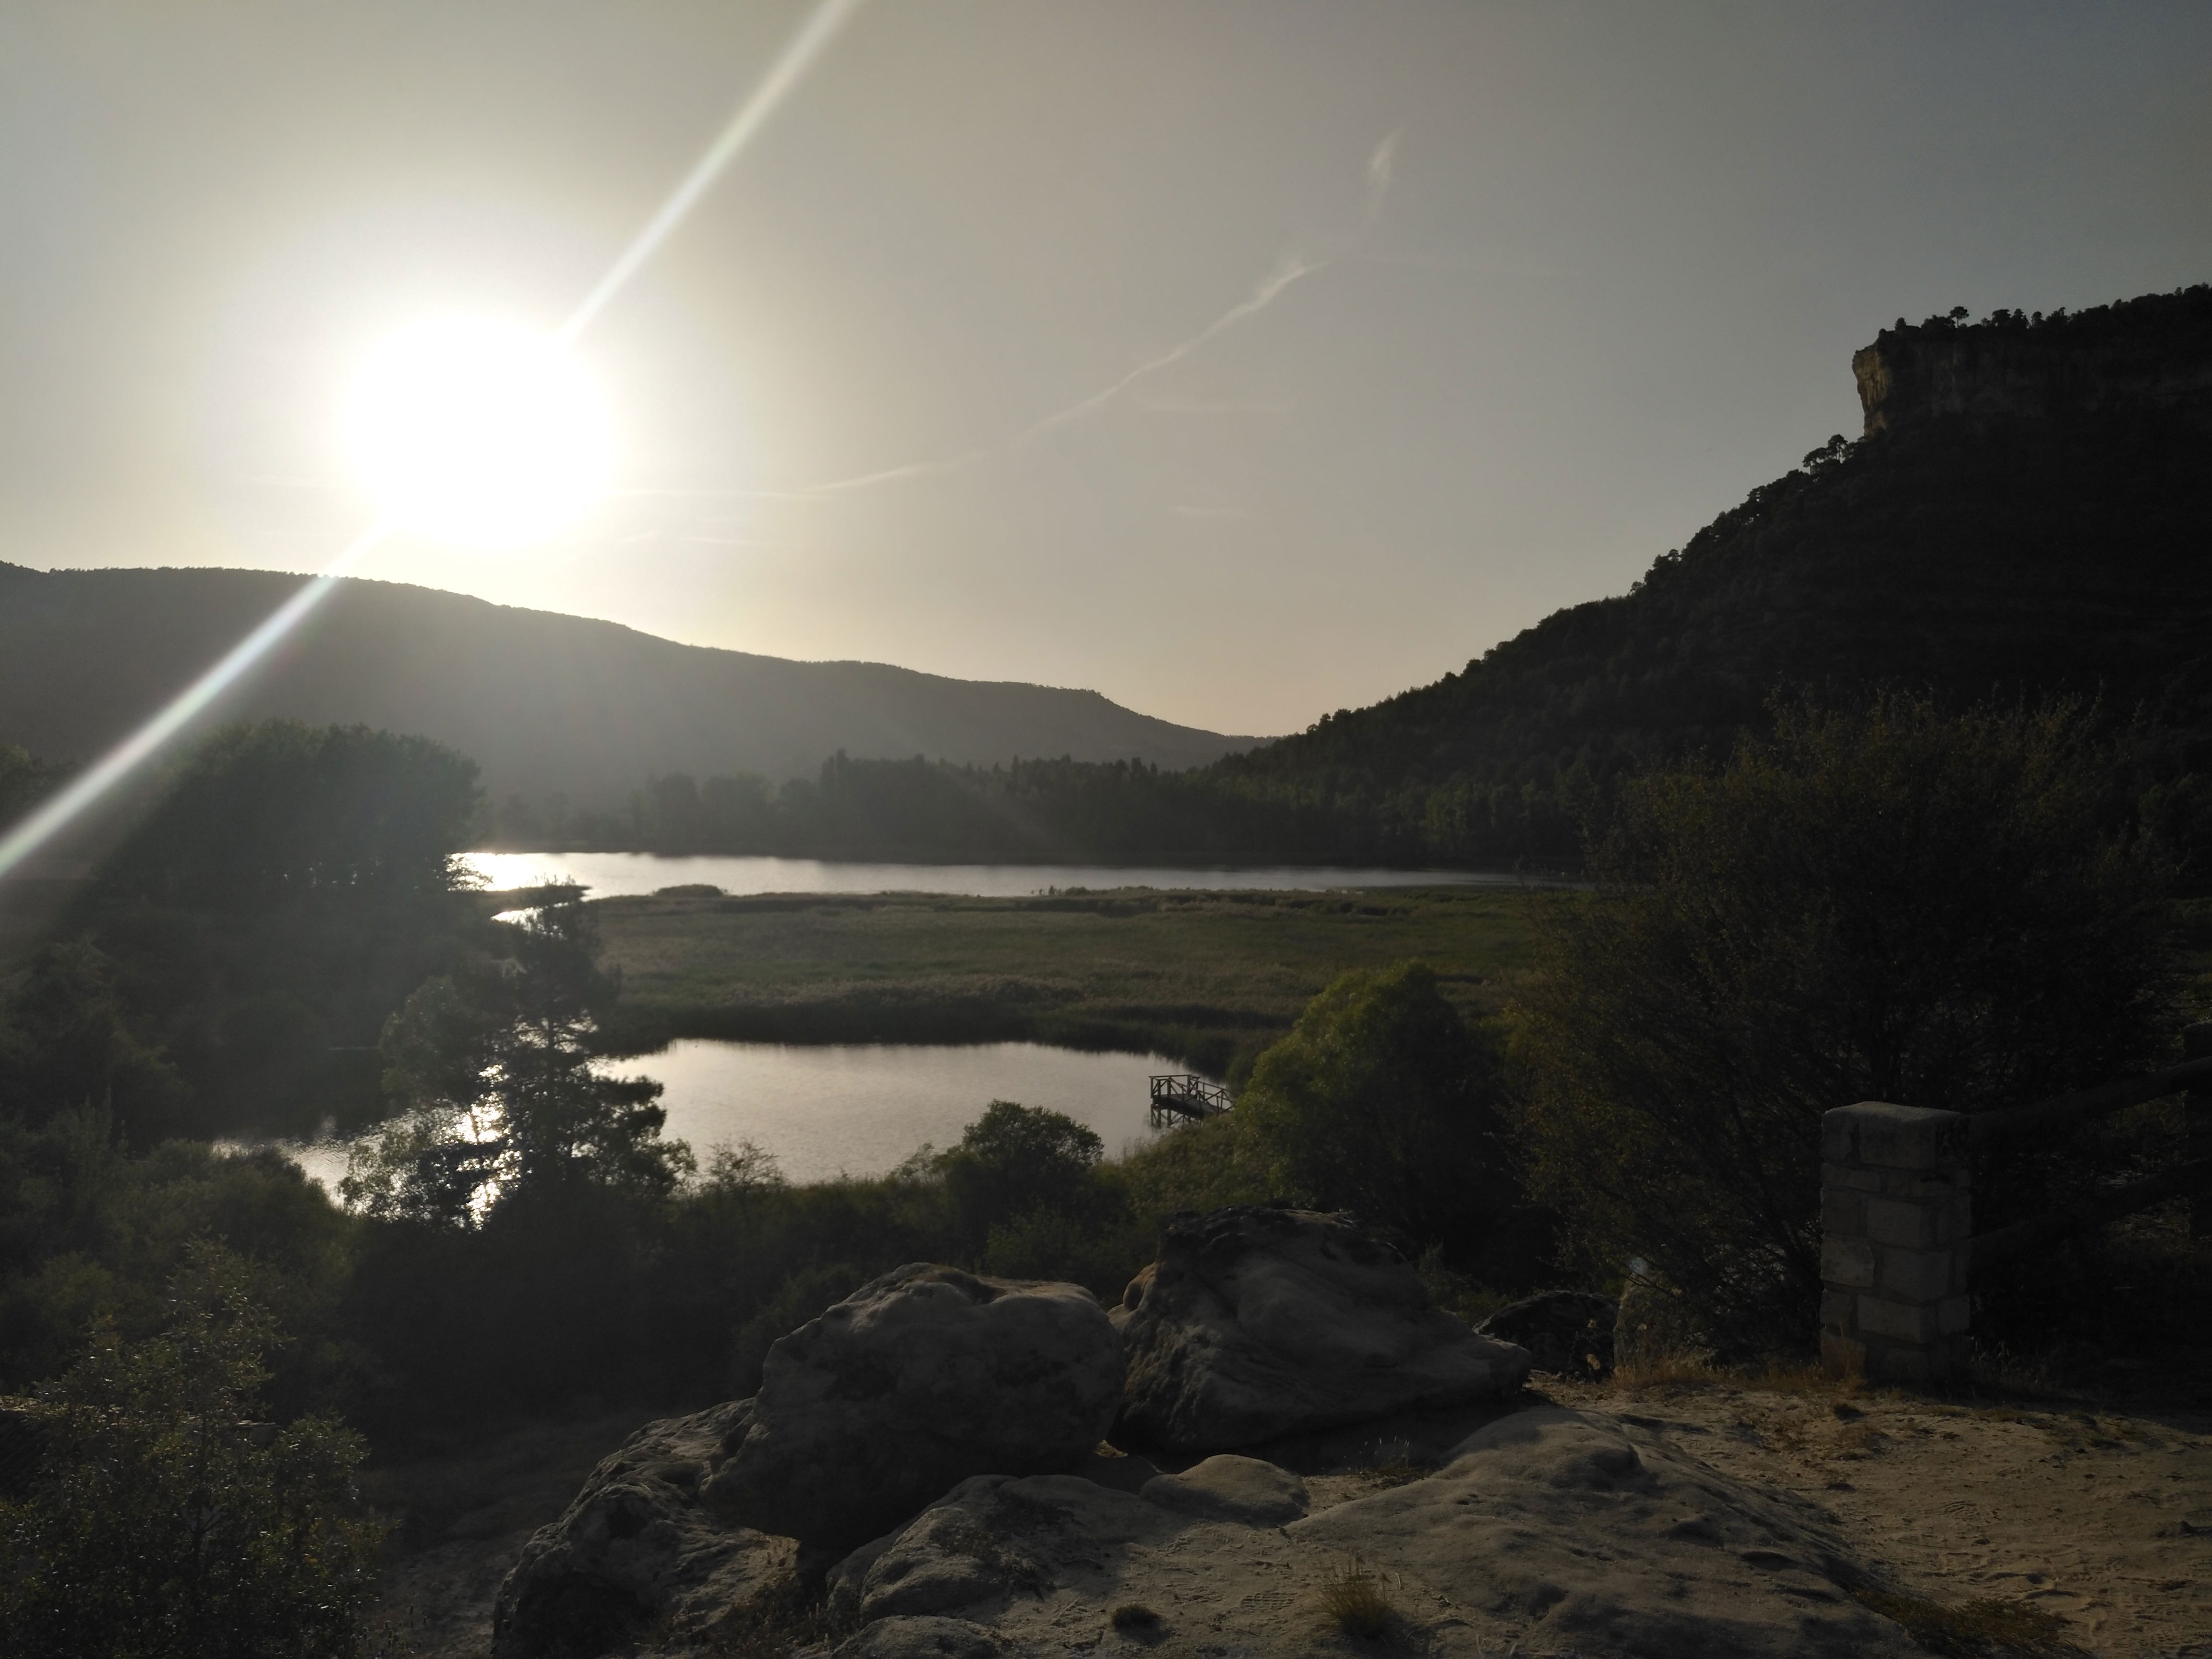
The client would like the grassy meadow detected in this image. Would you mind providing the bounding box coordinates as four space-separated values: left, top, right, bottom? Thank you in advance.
588 884 1546 1077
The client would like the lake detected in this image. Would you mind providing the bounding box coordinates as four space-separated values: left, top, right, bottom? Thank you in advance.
247 1038 1186 1194
459 849 1523 900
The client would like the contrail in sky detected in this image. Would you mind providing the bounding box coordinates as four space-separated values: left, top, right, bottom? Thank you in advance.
0 0 866 885
788 253 1324 501
788 126 1406 500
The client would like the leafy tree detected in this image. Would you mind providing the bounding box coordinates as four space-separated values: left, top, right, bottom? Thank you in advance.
0 1253 384 1659
1235 961 1516 1265
0 938 187 1129
1512 695 2182 1354
934 1101 1108 1253
102 721 478 910
343 899 686 1225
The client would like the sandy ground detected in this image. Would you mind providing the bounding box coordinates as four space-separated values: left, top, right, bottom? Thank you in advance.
1539 1375 2212 1659
361 1378 2212 1659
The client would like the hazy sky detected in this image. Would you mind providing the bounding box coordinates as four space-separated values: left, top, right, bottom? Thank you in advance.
3 2 2207 738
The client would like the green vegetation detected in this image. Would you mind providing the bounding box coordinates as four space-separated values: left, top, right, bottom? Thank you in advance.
0 1253 385 1659
590 884 1540 1077
1513 696 2184 1354
10 721 489 1141
345 899 685 1226
1235 962 1519 1271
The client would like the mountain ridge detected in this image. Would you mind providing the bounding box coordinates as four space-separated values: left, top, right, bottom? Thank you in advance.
0 563 1265 809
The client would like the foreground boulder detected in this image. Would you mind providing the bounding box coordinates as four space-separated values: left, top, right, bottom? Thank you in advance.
491 1400 795 1659
1114 1206 1530 1451
702 1264 1124 1552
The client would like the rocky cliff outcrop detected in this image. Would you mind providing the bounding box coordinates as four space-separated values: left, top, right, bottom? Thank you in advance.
1852 285 2212 436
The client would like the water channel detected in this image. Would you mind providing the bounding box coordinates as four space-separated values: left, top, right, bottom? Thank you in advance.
459 850 1522 900
255 1039 1183 1194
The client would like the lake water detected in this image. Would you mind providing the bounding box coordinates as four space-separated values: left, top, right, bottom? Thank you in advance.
459 850 1521 900
247 1038 1186 1194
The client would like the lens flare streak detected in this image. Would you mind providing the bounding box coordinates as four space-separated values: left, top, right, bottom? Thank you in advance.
0 522 391 881
0 0 866 885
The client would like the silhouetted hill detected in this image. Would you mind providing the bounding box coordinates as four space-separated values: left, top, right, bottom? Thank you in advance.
0 567 1262 810
1204 286 2212 860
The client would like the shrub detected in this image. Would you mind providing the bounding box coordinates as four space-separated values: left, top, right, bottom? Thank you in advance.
1235 961 1517 1265
0 1254 385 1659
1513 695 2181 1354
935 1101 1111 1252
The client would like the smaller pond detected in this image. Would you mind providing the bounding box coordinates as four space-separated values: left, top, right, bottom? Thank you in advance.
459 850 1524 901
240 1039 1186 1194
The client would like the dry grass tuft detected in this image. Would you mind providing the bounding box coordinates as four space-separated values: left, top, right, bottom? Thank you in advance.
1852 1589 2088 1658
1318 1555 1398 1642
1611 1347 1726 1390
1110 1602 1163 1631
1362 1459 1431 1489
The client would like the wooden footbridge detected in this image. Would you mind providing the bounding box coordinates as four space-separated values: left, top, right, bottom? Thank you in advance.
1149 1073 1232 1129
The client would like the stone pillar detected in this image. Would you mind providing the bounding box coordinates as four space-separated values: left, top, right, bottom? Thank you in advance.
1819 1101 1972 1385
2188 1024 2212 1242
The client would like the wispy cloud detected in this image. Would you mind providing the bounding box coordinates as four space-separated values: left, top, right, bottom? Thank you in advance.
1366 127 1403 221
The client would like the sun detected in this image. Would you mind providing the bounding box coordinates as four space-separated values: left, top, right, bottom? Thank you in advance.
341 317 611 548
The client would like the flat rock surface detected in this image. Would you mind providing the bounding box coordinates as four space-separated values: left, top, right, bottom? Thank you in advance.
833 1407 1915 1658
1115 1206 1531 1452
1292 1406 1912 1657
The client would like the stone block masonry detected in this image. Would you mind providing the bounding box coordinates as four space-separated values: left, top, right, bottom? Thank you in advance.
1819 1102 1972 1384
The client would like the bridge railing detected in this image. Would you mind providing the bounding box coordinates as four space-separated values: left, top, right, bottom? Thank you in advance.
1149 1073 1232 1128
1819 1029 2212 1384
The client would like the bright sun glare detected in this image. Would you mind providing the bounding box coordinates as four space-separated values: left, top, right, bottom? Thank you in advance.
342 317 611 548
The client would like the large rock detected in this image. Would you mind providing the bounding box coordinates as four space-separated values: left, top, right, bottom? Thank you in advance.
1138 1454 1309 1525
491 1400 797 1659
702 1264 1125 1552
1114 1206 1530 1451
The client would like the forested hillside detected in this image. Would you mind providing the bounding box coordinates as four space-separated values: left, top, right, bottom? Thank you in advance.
1206 286 2212 859
0 566 1260 811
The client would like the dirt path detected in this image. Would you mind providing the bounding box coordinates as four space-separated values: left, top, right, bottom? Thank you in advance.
1543 1375 2212 1658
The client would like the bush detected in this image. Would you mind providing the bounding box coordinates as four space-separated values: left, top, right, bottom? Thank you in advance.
1235 961 1518 1266
0 1255 385 1659
1513 695 2182 1355
934 1101 1114 1252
